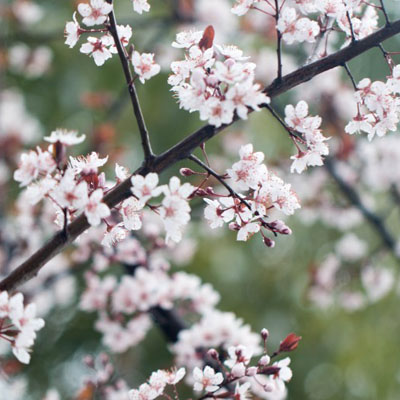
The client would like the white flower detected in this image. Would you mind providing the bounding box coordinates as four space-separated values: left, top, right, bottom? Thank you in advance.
193 366 223 392
80 35 114 66
64 12 81 48
273 357 292 382
132 0 151 14
102 224 128 247
69 152 108 174
172 30 203 49
131 51 161 83
120 197 144 230
131 173 160 202
231 0 259 16
199 97 234 128
84 189 111 226
77 0 113 26
44 128 86 145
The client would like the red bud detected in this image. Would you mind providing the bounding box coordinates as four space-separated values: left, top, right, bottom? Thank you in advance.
199 25 215 50
279 333 302 353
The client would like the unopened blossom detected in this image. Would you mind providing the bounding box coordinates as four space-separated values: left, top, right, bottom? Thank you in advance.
193 366 223 392
132 0 151 14
115 163 129 181
120 197 144 230
131 172 160 202
84 189 111 226
77 0 113 26
80 35 114 66
131 51 161 83
64 12 81 48
44 129 86 146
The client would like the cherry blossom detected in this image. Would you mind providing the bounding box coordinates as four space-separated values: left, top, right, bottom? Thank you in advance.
64 12 81 48
80 35 115 66
131 51 161 83
231 0 260 16
44 128 86 146
84 189 111 226
77 0 113 27
132 0 151 14
120 198 144 230
192 366 223 392
131 173 161 202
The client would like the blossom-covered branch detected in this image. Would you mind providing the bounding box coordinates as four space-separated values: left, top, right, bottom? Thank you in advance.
2 17 400 293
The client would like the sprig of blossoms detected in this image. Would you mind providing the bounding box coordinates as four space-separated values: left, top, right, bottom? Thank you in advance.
129 329 300 400
0 291 45 364
169 26 270 127
345 70 400 141
202 144 300 246
230 0 378 48
284 101 329 174
64 1 160 79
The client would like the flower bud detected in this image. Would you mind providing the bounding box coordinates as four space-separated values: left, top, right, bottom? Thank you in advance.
279 333 302 353
207 348 219 360
259 355 271 366
261 328 269 341
263 237 275 248
180 168 196 176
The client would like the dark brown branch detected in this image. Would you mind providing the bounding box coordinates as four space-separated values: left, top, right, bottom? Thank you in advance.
324 158 397 255
342 63 358 90
274 0 283 81
2 19 400 292
106 1 154 163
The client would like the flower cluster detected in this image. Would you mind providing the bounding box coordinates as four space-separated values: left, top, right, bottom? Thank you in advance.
345 68 400 141
80 263 220 353
130 329 300 400
203 144 300 246
64 0 160 81
284 100 329 173
168 26 270 127
231 0 378 47
0 291 45 364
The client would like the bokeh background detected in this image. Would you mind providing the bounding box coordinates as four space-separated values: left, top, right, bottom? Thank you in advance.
2 0 400 399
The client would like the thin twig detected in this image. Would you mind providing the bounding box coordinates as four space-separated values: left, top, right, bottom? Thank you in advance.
324 158 397 256
342 63 358 90
346 11 357 43
107 1 155 164
274 0 283 81
2 18 400 292
379 0 391 26
188 154 252 210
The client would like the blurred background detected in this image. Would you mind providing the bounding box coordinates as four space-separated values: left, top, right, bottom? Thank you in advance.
1 0 400 399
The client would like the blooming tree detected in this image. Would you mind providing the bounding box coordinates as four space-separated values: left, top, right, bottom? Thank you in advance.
1 0 400 398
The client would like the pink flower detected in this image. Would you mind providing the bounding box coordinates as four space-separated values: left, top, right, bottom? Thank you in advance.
120 197 144 230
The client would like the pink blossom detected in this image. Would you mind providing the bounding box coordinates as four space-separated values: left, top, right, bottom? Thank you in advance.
77 0 113 27
84 189 111 226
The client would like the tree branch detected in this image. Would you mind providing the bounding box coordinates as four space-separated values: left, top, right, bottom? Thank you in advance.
324 158 397 256
107 1 154 163
2 19 400 292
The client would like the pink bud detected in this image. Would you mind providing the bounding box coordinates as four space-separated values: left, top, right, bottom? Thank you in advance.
261 328 269 341
207 348 219 359
263 237 275 248
180 168 196 176
246 366 258 376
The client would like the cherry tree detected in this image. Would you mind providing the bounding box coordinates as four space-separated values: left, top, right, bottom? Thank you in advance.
1 0 400 398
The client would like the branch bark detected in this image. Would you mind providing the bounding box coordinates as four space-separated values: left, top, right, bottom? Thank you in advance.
1 19 400 292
